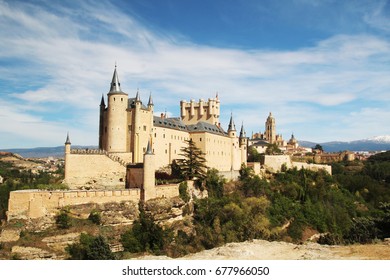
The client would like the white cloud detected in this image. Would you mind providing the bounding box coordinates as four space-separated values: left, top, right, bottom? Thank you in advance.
0 0 389 148
364 0 390 32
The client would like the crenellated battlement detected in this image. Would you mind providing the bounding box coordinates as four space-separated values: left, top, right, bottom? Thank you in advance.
180 97 220 126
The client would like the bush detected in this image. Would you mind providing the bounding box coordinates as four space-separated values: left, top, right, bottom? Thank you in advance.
55 210 71 229
318 233 343 245
179 182 190 203
66 233 115 260
88 211 101 225
344 217 379 244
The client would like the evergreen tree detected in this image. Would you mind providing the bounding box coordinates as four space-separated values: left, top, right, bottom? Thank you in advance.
176 139 207 180
121 204 171 254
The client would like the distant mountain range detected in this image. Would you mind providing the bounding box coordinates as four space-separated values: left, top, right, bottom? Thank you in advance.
299 136 390 153
1 136 389 158
1 146 97 158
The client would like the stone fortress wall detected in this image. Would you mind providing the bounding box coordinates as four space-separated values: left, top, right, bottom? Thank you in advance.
64 149 129 189
8 142 179 221
7 185 179 221
247 155 332 175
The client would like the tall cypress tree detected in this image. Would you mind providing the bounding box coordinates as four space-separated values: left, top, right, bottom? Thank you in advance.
176 139 207 180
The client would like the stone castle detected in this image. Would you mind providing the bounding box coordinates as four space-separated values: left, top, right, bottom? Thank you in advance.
64 66 247 189
6 66 331 221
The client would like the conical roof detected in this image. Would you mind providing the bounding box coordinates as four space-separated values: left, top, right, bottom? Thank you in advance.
109 65 123 93
240 122 246 138
148 92 153 106
228 113 236 131
65 132 71 145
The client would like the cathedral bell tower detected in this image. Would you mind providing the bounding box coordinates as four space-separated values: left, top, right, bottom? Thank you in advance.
265 112 276 144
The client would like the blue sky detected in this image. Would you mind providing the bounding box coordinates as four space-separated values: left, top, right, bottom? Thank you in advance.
0 0 389 148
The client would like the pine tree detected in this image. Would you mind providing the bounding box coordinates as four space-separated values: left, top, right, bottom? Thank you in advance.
176 139 207 180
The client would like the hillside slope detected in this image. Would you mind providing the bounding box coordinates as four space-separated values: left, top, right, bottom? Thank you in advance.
137 239 390 260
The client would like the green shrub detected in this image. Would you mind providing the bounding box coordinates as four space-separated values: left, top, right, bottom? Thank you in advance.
344 217 380 244
179 182 190 203
55 210 71 229
88 211 101 225
66 233 115 260
318 233 343 245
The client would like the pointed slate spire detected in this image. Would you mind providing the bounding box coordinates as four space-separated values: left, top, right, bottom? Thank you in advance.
100 94 105 107
109 64 122 93
135 89 141 102
145 139 153 155
240 122 246 138
147 92 153 106
228 113 236 131
65 132 71 145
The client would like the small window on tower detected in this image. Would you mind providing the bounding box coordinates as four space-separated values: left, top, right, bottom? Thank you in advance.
143 125 146 131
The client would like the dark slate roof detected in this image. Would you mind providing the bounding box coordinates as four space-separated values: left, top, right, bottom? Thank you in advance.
153 116 188 131
252 139 269 146
128 98 148 110
153 117 227 136
187 121 227 136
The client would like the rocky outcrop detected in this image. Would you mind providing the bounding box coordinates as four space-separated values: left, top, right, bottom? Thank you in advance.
11 246 57 260
41 232 82 252
145 197 185 225
0 229 21 242
99 201 139 226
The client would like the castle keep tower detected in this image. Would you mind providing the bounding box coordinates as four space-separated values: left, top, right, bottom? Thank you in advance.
104 66 128 153
99 66 154 163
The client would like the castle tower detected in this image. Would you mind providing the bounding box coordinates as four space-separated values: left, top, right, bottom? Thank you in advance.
228 113 236 138
132 90 142 163
265 112 276 144
99 94 105 150
64 133 71 183
228 113 238 170
147 92 154 111
142 140 155 201
106 65 128 153
239 122 248 164
147 92 154 146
